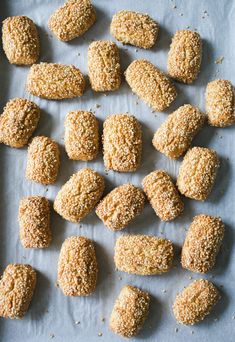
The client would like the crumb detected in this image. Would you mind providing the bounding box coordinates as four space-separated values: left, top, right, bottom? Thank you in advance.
179 13 183 16
49 333 55 339
175 327 179 333
118 276 122 280
215 56 224 64
189 276 193 280
191 330 194 334
162 289 167 293
98 332 103 337
75 321 80 325
135 49 138 52
101 317 105 322
96 104 101 108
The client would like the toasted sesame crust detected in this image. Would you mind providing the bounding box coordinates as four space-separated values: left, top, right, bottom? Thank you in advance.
26 62 86 100
125 59 177 111
103 114 142 172
110 285 150 338
96 184 145 231
167 30 202 84
64 110 99 161
205 79 235 127
142 170 184 221
177 147 219 201
57 236 97 296
48 0 96 42
88 40 121 92
2 16 39 65
110 10 158 49
114 235 174 275
0 264 36 319
54 168 104 223
181 215 225 273
173 279 220 325
26 136 60 185
19 196 52 248
152 104 205 159
0 98 40 148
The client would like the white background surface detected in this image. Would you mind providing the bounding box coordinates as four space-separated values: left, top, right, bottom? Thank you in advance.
0 0 235 341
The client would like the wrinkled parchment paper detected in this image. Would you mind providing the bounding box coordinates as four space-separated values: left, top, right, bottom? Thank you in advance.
0 0 235 341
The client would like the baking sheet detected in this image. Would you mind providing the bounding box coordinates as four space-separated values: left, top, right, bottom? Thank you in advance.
0 0 235 341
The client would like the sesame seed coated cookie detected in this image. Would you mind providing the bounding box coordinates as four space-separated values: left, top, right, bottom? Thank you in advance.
152 104 205 159
173 279 220 325
0 264 36 319
110 285 150 338
0 98 40 148
2 16 39 65
26 63 86 100
64 110 99 161
26 136 60 185
96 184 145 231
167 30 202 84
88 40 121 92
114 235 174 275
181 215 225 273
57 236 97 296
54 168 104 223
142 170 184 221
19 196 52 248
103 114 142 172
125 59 177 111
177 147 219 201
205 79 235 127
48 0 96 42
110 10 158 49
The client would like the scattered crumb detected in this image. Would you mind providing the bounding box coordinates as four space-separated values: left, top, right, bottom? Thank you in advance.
135 49 138 52
173 5 177 9
136 101 139 105
215 56 224 64
118 276 122 280
186 26 190 29
55 282 59 288
189 276 193 280
49 333 55 339
175 327 179 333
98 332 103 337
191 330 194 334
214 318 218 322
179 13 183 16
101 317 105 322
75 321 80 325
78 53 80 56
162 289 167 293
96 104 101 108
232 315 235 320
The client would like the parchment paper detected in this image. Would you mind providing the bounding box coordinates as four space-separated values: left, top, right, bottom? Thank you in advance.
0 0 235 341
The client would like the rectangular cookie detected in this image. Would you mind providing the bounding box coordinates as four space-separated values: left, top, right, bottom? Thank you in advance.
88 40 121 91
57 236 97 296
103 114 142 172
26 62 86 100
0 264 36 319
